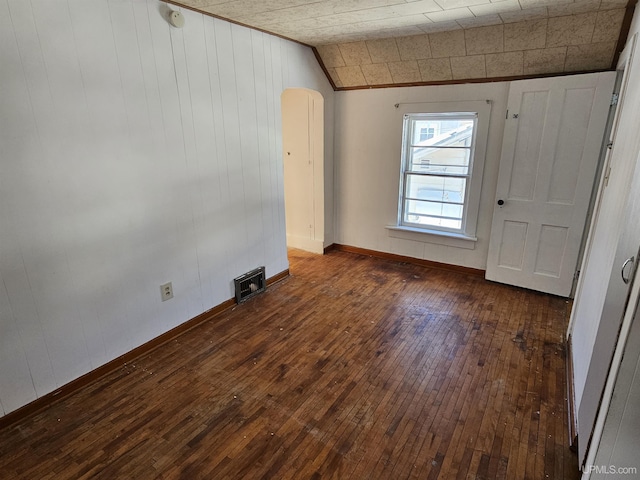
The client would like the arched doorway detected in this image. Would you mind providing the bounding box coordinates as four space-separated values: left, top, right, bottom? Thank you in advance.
281 88 324 254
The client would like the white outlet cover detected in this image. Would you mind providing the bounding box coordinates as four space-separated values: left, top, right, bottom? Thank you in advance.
160 282 174 301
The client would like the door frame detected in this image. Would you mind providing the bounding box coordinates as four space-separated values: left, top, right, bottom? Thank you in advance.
281 88 325 254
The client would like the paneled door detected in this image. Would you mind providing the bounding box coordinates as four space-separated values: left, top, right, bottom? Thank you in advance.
486 72 616 297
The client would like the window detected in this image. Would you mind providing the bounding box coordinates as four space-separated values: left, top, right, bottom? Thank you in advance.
395 101 490 242
419 126 435 141
399 113 477 233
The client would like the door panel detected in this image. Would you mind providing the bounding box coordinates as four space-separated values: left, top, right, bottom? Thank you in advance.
486 72 616 297
498 221 528 269
534 225 568 278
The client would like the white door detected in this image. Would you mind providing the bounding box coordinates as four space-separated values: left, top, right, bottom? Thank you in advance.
579 154 640 464
486 72 616 297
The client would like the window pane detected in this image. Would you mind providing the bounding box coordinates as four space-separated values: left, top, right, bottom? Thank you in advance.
408 147 470 175
405 174 466 204
404 199 463 229
411 119 474 147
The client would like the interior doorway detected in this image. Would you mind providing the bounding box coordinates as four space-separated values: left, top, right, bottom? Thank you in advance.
281 88 324 254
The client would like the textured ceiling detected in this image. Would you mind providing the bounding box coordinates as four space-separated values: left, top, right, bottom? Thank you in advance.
168 0 632 88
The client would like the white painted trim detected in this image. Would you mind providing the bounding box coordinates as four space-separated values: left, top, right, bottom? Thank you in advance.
286 235 324 254
395 100 492 239
386 225 477 249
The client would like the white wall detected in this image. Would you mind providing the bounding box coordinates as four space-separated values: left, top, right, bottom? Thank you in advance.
334 83 508 270
0 0 333 417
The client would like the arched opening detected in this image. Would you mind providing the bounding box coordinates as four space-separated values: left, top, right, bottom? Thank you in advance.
281 88 325 254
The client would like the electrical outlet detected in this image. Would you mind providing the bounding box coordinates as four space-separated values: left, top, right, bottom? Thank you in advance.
160 282 173 301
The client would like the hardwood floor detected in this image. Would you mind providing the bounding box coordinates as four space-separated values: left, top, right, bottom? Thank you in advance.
0 249 580 479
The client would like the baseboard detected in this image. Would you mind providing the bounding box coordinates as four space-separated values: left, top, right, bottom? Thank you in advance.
330 244 485 277
286 235 324 254
566 334 579 450
0 269 289 431
323 243 337 254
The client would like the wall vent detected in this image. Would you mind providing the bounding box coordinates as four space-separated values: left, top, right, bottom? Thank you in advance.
234 267 266 303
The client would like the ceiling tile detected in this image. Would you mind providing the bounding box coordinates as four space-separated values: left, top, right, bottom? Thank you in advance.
361 63 394 84
360 14 435 29
188 0 246 9
333 0 413 15
450 54 487 78
464 24 504 55
326 67 344 88
418 57 454 81
203 0 319 20
469 0 520 17
546 12 597 48
519 0 571 8
388 60 423 82
499 6 548 23
429 29 466 57
600 0 630 10
485 51 524 76
397 34 433 60
419 20 463 33
434 0 490 9
387 0 445 15
547 0 601 16
338 41 373 65
366 38 401 62
335 65 367 86
504 19 547 51
363 25 427 38
175 0 629 88
565 41 616 70
592 8 626 43
426 7 475 22
316 44 346 67
523 46 567 74
456 14 504 29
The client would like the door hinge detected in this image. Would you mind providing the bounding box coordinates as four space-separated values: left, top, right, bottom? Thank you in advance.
611 93 619 106
604 165 612 187
574 270 580 281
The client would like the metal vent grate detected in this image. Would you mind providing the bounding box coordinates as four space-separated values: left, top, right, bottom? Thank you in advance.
234 267 266 303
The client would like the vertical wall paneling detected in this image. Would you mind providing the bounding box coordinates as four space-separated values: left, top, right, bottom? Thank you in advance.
251 30 275 272
182 13 226 311
0 0 333 418
0 0 57 407
234 25 263 274
203 16 234 302
213 20 246 280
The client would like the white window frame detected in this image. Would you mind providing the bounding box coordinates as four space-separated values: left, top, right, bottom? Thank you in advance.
394 100 491 242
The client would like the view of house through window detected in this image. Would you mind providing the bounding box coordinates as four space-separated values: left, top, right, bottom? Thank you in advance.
399 112 478 232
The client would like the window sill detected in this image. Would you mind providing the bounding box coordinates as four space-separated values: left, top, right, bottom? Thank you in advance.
386 225 477 250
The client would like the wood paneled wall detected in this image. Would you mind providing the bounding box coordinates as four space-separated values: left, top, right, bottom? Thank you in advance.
0 0 332 417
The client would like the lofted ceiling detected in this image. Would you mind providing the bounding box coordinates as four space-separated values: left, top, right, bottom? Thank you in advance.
167 0 633 89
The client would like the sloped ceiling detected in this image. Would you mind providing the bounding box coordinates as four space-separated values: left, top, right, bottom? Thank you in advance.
167 0 634 89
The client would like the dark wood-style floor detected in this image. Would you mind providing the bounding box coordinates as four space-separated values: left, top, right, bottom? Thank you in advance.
0 249 579 479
